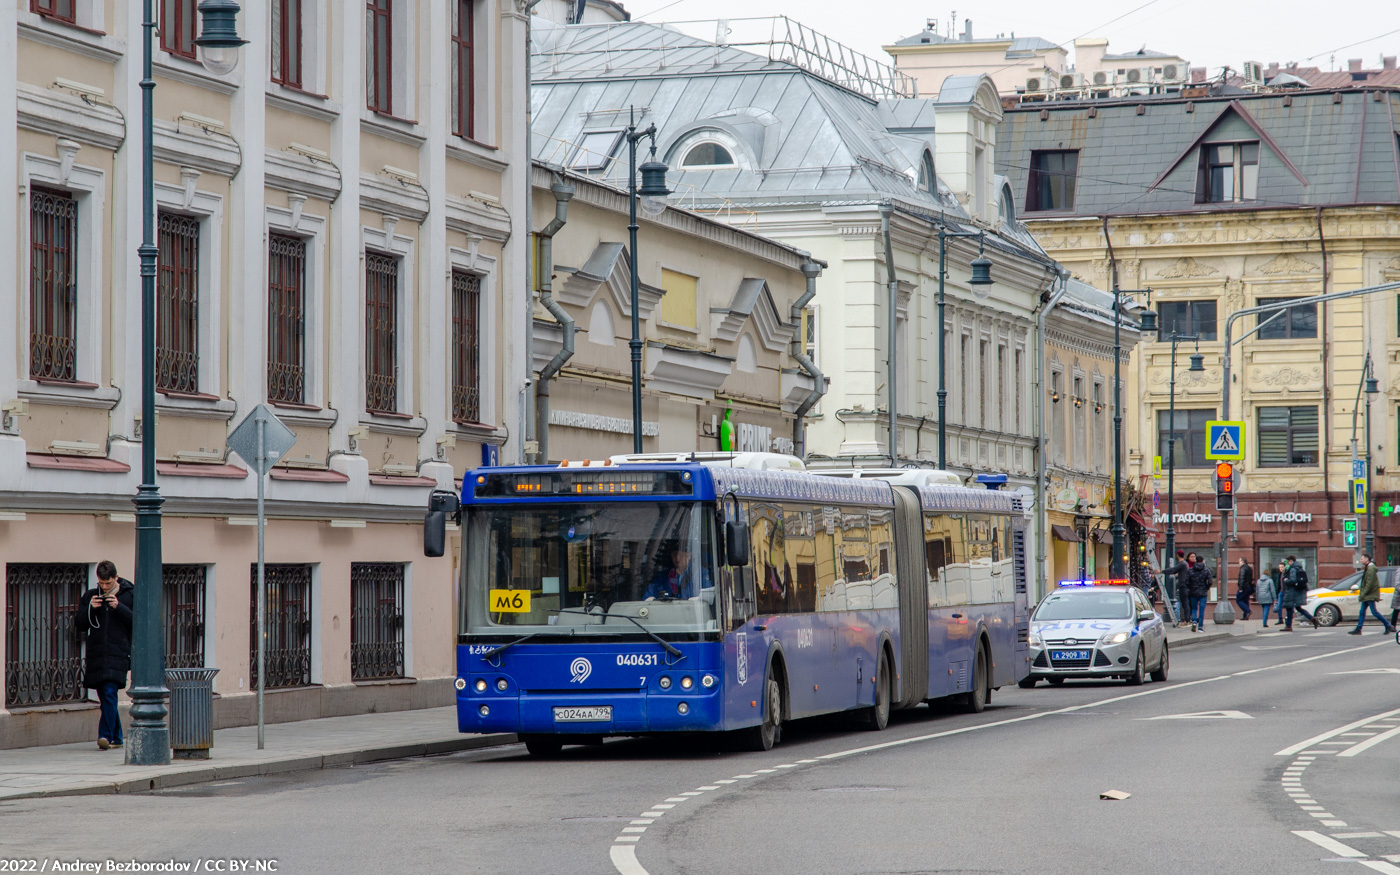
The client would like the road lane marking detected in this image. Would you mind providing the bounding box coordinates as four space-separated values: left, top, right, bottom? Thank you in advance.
664 797 688 802
1324 821 1349 827
696 786 720 790
713 779 736 784
1336 833 1387 839
1386 832 1400 840
1293 831 1365 857
1276 706 1400 755
1339 725 1400 758
631 820 654 825
651 804 675 809
611 845 648 875
733 774 756 779
615 836 641 843
1361 863 1400 874
1143 710 1252 720
623 827 647 833
679 792 703 796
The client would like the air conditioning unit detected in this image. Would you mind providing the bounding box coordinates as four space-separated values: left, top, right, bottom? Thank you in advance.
1126 68 1142 83
1026 76 1043 92
1162 63 1181 80
1092 70 1110 86
1058 73 1083 90
1243 61 1264 82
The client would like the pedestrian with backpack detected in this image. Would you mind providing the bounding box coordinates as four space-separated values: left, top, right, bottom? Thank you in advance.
1186 553 1214 632
1348 552 1395 635
1280 555 1319 631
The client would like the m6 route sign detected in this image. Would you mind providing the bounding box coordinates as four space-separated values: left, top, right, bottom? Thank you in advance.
489 589 531 612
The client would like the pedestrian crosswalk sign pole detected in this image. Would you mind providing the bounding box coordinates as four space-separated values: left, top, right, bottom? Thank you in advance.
1205 420 1245 461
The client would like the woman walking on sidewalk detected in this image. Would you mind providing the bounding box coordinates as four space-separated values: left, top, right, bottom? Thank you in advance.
1257 568 1279 627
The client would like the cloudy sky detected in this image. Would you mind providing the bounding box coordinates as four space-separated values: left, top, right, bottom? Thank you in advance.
623 0 1399 77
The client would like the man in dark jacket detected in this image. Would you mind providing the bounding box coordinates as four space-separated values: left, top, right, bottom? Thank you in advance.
1348 552 1395 635
1280 555 1319 631
1235 558 1256 621
1164 551 1190 626
1186 553 1214 632
75 560 134 749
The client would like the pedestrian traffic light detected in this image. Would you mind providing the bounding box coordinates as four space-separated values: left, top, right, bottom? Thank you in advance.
1214 461 1234 511
1343 517 1359 548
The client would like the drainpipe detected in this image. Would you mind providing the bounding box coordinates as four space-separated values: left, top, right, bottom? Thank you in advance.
792 259 826 460
534 179 575 462
880 204 899 465
1036 270 1071 603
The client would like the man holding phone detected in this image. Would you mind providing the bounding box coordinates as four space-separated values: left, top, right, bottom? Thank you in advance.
75 560 135 750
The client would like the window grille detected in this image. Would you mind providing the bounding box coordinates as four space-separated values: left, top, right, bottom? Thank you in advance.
163 565 206 669
249 564 312 689
365 251 399 414
452 0 475 138
29 188 78 382
33 0 76 23
366 0 393 113
271 0 304 89
268 233 307 404
1258 406 1319 467
452 270 481 423
5 563 86 708
350 563 405 680
161 0 198 59
157 212 201 394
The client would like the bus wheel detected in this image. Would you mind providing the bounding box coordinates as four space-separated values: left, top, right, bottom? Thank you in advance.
521 734 563 757
859 653 891 731
738 675 783 751
962 646 988 713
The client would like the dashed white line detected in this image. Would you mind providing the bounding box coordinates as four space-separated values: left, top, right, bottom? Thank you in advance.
1339 725 1400 758
696 786 720 790
614 836 641 843
1335 833 1387 839
641 811 665 817
631 820 654 825
679 792 703 797
713 779 737 784
610 845 648 875
651 803 675 809
622 827 648 834
1276 706 1400 755
663 797 688 802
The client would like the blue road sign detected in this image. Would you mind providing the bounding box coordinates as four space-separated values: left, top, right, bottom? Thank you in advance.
1353 459 1367 480
1205 420 1245 461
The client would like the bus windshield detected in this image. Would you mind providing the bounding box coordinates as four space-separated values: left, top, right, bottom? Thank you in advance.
463 501 717 635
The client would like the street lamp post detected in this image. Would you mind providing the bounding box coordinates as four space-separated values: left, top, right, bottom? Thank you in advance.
935 229 993 470
623 108 670 452
1351 350 1380 557
1163 333 1204 619
1110 287 1156 578
127 0 245 767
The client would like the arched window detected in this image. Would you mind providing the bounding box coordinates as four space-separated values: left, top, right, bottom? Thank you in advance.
681 142 735 168
917 151 936 193
587 301 615 346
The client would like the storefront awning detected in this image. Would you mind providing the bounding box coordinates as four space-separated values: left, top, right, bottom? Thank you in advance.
1051 524 1083 543
1091 528 1113 544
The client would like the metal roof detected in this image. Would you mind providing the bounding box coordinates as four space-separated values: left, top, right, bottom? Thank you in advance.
997 89 1400 216
890 30 1062 55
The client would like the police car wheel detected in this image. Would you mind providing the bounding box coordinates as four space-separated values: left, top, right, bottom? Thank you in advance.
1150 643 1169 682
1315 604 1341 627
1124 647 1145 686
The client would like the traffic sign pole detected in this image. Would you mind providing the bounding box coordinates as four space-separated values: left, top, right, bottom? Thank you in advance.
1205 422 1244 625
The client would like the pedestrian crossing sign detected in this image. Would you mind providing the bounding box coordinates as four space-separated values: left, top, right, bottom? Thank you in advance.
1351 479 1368 514
1205 420 1245 460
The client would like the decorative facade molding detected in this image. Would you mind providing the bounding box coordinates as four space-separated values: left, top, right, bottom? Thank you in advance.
1254 253 1320 275
361 172 431 224
1155 256 1218 278
17 83 124 150
444 193 511 242
554 242 625 308
644 342 735 400
265 147 342 202
153 118 241 177
709 278 794 352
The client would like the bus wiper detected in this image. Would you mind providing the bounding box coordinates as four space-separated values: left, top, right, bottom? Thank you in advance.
554 609 684 660
481 633 539 660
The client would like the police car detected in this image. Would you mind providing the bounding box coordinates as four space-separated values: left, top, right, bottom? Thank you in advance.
1020 581 1168 687
1304 567 1397 626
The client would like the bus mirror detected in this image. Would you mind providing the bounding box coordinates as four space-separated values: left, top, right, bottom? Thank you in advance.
424 510 447 557
725 521 749 567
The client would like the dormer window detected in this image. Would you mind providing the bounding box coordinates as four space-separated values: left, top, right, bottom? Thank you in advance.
1198 142 1258 203
917 151 936 192
681 142 734 168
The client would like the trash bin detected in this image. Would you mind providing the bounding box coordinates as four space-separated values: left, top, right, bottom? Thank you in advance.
166 668 219 759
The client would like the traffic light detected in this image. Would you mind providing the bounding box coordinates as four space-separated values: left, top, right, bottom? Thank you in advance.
1343 517 1359 548
1214 461 1234 511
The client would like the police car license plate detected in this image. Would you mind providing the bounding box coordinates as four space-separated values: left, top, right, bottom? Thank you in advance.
553 706 611 722
1050 650 1090 661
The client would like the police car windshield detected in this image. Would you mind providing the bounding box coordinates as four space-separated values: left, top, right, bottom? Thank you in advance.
1034 590 1133 621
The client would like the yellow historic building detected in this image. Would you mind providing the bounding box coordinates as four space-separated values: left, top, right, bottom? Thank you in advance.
1000 85 1400 587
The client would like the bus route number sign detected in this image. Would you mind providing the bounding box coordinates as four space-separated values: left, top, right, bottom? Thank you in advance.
489 589 531 612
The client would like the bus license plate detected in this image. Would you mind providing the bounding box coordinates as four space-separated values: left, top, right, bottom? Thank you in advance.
1050 650 1089 661
553 706 612 722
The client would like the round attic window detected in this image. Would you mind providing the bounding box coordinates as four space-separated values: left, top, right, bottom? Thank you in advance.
681 142 735 168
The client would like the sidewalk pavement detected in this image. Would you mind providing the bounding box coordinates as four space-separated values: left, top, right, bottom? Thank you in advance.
0 620 1267 803
0 707 517 802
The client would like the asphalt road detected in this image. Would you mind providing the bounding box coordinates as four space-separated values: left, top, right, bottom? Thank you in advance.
5 628 1399 875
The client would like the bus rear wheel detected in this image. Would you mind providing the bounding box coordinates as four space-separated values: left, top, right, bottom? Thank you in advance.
962 645 988 713
521 734 563 758
859 653 891 731
738 675 783 751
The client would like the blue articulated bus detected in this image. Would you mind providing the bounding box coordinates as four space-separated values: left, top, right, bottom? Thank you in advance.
423 453 1030 756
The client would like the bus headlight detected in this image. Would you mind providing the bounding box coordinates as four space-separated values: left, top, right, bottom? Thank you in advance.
455 678 467 691
677 702 690 715
659 676 672 689
680 676 694 690
701 674 716 688
474 679 487 692
496 678 508 691
478 705 490 716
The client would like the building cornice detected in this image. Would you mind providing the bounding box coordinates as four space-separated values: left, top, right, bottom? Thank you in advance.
445 193 511 243
153 118 241 177
361 172 431 224
265 148 343 202
17 82 125 151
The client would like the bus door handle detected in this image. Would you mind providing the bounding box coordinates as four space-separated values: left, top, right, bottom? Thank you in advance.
951 613 963 619
753 624 767 632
